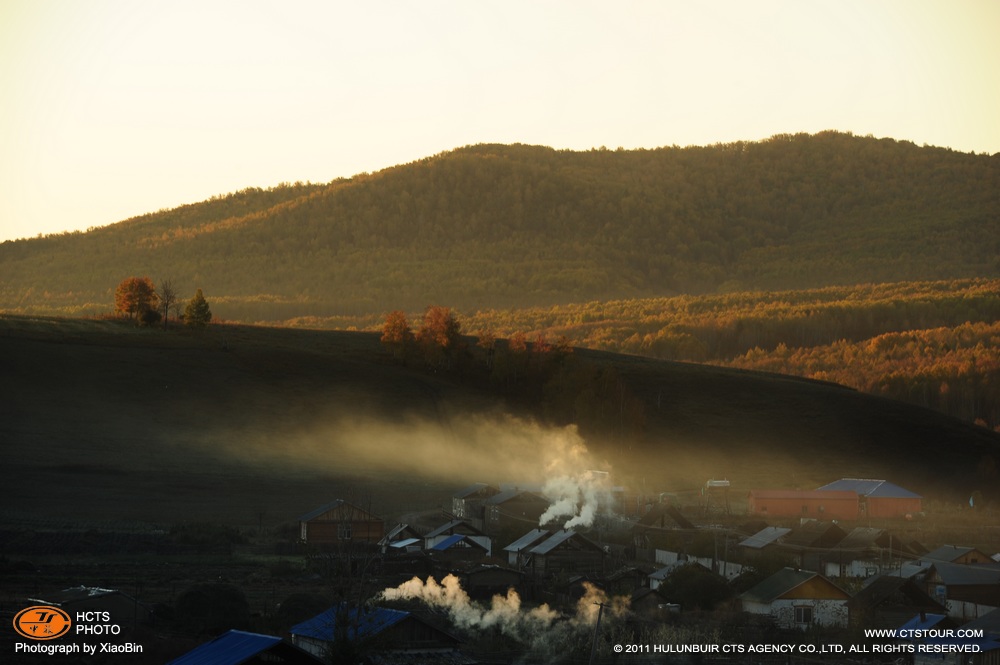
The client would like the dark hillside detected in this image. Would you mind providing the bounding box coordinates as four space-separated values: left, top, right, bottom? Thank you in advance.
1 132 997 321
2 316 997 531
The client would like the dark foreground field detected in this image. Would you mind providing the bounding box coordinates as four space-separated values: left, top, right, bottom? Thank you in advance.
3 314 999 531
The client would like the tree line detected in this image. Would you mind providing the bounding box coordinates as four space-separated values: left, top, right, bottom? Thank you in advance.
113 276 212 328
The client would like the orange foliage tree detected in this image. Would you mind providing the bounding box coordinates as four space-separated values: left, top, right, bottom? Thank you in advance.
381 310 413 361
114 276 158 321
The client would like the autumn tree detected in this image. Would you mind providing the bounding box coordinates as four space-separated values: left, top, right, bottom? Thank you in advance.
415 305 463 368
114 276 159 322
380 310 413 361
184 289 212 327
476 329 497 369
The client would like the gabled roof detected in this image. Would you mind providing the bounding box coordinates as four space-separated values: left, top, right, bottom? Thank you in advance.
167 630 320 665
291 605 409 643
739 527 791 549
649 560 710 581
836 527 887 551
849 575 944 611
817 478 921 499
923 545 989 563
485 489 545 505
453 482 499 499
299 500 380 523
429 534 488 552
740 568 849 604
382 523 423 543
425 519 486 538
748 489 857 500
929 561 1000 586
782 521 846 548
530 530 603 555
503 528 551 553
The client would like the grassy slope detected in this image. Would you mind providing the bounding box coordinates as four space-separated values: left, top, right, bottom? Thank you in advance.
2 315 998 532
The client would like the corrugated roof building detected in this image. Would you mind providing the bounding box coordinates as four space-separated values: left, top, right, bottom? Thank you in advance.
817 479 922 518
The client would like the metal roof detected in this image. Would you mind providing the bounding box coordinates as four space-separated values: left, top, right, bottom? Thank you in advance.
503 528 550 553
485 489 544 505
424 519 484 538
748 489 857 500
816 478 921 499
738 526 791 549
292 605 409 643
740 567 848 604
429 534 487 552
530 530 602 555
167 630 287 665
923 545 984 563
453 482 497 499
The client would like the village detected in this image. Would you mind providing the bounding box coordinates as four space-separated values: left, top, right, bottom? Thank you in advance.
7 475 1000 664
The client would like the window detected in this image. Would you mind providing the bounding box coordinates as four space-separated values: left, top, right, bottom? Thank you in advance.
794 606 813 625
338 523 352 540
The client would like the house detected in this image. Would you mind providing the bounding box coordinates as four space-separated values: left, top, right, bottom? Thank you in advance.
529 530 605 577
739 567 851 629
782 520 847 550
424 519 491 555
746 490 859 520
605 565 657 596
290 604 472 664
168 630 324 665
816 478 922 518
503 528 551 569
451 482 500 522
29 586 153 629
630 587 677 619
648 560 711 591
847 575 947 629
924 545 993 565
427 534 491 563
826 527 913 578
483 489 549 533
922 562 1000 620
460 564 524 601
298 500 384 546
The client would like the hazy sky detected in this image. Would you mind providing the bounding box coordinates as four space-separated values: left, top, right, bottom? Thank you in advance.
1 0 998 243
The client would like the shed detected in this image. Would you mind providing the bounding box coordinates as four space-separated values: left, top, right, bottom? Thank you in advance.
168 629 323 665
298 500 384 546
816 478 922 518
740 567 851 629
746 490 859 520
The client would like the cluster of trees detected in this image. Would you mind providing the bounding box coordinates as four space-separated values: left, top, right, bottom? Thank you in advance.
380 306 463 368
113 276 212 328
2 132 997 321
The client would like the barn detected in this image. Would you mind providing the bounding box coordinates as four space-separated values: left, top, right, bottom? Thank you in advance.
746 490 859 520
816 479 922 518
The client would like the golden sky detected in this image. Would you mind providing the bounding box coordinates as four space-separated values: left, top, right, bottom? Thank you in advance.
2 0 998 242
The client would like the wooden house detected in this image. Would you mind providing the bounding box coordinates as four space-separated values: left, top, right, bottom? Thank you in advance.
924 545 993 565
739 567 851 629
298 500 384 546
424 519 491 555
746 489 859 520
503 528 551 569
451 483 500 522
427 534 490 563
379 523 424 553
483 489 548 533
528 530 606 577
847 575 947 629
460 565 524 601
922 562 1000 620
817 478 922 518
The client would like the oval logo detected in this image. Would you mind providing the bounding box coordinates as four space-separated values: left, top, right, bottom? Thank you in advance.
13 605 72 640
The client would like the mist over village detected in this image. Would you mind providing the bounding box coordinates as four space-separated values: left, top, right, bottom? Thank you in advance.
3 2 1000 664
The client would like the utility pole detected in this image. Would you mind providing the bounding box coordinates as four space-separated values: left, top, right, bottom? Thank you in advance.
589 602 606 665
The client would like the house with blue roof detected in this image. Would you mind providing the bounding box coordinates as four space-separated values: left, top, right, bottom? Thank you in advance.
167 629 323 665
290 604 472 664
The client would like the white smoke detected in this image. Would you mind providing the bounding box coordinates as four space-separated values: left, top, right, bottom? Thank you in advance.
379 574 628 658
539 469 612 529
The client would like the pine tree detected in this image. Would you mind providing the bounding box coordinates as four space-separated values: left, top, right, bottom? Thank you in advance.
184 289 212 327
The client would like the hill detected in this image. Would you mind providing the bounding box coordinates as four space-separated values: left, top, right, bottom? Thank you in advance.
2 315 998 530
1 131 998 322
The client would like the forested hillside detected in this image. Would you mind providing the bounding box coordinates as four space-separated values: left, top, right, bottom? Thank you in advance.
1 131 997 320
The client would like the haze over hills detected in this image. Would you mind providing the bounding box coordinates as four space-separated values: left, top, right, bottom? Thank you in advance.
1 131 998 322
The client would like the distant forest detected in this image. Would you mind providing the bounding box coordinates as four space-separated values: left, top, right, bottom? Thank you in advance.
1 131 997 320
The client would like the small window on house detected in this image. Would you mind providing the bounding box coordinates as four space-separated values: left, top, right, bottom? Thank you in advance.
338 523 352 540
818 505 825 513
795 606 813 625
